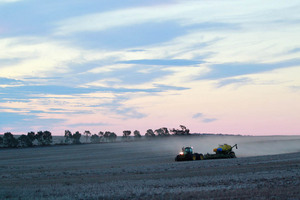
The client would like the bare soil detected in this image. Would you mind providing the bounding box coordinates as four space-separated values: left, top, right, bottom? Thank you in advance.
0 136 300 199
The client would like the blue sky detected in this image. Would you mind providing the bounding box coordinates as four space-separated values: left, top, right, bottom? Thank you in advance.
1 0 300 135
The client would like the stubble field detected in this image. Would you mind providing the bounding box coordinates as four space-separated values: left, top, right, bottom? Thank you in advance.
1 135 300 199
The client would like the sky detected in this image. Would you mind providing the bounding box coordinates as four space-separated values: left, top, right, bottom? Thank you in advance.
0 0 300 136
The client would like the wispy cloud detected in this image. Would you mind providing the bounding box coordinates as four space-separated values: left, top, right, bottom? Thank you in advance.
55 5 181 35
0 37 82 78
201 59 300 80
55 1 300 35
193 113 203 119
120 59 203 66
0 77 23 87
202 118 217 123
216 78 253 88
290 85 300 91
192 113 217 123
288 47 300 54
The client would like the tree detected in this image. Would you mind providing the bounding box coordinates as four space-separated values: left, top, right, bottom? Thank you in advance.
103 131 110 142
155 128 164 136
102 131 117 142
18 134 33 147
155 127 170 136
72 131 81 144
43 130 52 145
91 134 100 143
3 132 18 148
0 136 3 146
83 130 91 143
27 132 36 144
162 127 170 136
108 132 117 142
133 130 141 138
98 131 104 142
170 125 190 135
36 131 52 146
122 130 131 141
36 131 44 145
145 129 155 137
64 130 73 144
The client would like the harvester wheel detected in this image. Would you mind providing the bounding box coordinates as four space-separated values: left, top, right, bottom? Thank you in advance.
229 152 236 158
175 155 184 161
199 154 204 160
192 155 196 161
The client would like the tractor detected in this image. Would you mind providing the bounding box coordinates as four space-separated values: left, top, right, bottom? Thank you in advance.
175 146 204 161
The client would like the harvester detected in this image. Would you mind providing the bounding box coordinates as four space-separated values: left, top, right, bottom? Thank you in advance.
175 144 238 162
175 147 204 161
204 144 238 159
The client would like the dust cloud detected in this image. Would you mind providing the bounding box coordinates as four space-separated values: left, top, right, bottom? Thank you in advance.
140 135 300 158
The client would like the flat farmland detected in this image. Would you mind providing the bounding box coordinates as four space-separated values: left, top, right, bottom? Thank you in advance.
1 136 300 199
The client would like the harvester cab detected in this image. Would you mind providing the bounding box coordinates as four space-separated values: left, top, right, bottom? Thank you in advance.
175 146 203 161
181 147 193 155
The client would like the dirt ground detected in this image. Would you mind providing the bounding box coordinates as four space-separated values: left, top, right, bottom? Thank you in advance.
0 136 300 199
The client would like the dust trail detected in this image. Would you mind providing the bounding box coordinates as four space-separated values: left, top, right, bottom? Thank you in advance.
139 135 300 157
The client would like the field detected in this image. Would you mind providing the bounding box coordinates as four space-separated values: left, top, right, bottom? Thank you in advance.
1 135 300 199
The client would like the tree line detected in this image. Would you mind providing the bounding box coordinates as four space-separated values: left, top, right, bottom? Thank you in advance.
0 125 190 148
0 131 52 148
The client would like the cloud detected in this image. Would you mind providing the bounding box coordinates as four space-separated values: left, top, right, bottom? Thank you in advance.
66 21 187 50
0 80 189 132
55 1 291 35
0 110 64 133
120 59 203 66
290 85 300 91
1 85 97 96
200 59 300 80
193 113 203 119
111 106 147 119
288 47 300 54
55 5 178 35
192 113 217 123
0 77 23 87
202 118 217 123
54 2 211 35
82 62 194 90
0 37 82 79
216 78 253 88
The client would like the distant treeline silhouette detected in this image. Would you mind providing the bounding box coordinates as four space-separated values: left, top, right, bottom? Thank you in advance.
0 125 192 148
0 131 52 148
